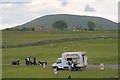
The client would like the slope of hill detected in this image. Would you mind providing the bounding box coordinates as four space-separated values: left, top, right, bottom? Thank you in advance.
15 14 117 30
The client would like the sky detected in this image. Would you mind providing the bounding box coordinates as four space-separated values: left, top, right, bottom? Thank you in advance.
0 0 119 30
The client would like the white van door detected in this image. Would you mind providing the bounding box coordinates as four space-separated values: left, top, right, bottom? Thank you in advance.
56 58 63 69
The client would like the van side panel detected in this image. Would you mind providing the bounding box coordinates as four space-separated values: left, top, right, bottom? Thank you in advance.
62 52 87 68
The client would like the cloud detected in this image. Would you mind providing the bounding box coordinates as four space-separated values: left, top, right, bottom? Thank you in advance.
25 0 61 12
58 0 68 6
1 0 31 3
0 3 14 9
0 0 118 29
84 4 95 12
0 24 19 30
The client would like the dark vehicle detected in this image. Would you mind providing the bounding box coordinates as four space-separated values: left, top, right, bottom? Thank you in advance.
38 61 47 66
11 60 20 65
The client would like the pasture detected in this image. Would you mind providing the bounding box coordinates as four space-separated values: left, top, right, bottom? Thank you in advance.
3 39 118 64
2 31 118 78
2 66 118 78
2 30 117 45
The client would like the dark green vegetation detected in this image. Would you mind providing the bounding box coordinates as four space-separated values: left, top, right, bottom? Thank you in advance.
87 21 96 31
2 31 118 78
3 27 35 31
53 20 68 30
12 14 117 30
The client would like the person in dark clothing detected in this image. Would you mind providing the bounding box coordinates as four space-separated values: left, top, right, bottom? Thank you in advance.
16 59 20 65
74 62 77 71
33 56 36 65
68 60 72 71
25 57 28 65
74 60 78 71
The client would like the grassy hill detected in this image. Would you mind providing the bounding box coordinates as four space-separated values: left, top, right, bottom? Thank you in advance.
15 14 117 30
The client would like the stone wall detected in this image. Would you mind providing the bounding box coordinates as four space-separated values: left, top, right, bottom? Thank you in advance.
2 36 118 49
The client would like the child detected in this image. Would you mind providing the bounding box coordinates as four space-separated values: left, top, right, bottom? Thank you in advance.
43 63 46 69
100 63 105 70
54 68 58 75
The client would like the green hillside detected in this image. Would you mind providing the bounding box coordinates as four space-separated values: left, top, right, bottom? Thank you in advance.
15 14 117 30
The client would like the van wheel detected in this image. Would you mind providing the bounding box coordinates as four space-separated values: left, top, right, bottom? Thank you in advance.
77 67 81 71
83 66 86 69
80 67 84 71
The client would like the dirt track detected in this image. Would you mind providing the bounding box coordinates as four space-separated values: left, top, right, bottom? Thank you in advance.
1 64 119 69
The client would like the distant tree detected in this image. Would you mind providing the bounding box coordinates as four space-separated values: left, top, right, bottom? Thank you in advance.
3 28 20 31
2 27 35 31
19 27 34 31
87 21 96 31
53 20 68 30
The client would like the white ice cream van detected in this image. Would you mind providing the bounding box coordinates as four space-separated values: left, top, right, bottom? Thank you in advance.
52 52 87 70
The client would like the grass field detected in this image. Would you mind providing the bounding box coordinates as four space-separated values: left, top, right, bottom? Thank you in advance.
3 39 118 64
2 31 118 78
2 30 118 45
2 66 118 78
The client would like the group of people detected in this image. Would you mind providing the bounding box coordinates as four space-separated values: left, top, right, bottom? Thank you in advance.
25 56 47 67
53 60 78 76
68 60 78 71
25 56 37 65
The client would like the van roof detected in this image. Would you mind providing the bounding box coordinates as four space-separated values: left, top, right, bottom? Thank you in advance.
63 52 86 54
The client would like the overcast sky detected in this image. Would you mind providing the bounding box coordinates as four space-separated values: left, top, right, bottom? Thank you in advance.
0 0 119 30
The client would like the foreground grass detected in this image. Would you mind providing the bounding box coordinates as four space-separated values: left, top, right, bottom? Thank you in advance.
2 66 118 78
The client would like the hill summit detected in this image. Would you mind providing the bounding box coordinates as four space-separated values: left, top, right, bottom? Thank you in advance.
16 14 117 30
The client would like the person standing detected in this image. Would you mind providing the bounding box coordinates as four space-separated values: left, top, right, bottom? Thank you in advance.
25 57 27 65
54 68 58 75
100 63 105 70
28 57 31 65
68 60 72 71
74 60 78 71
43 63 46 69
25 57 29 65
71 61 74 71
33 56 36 65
